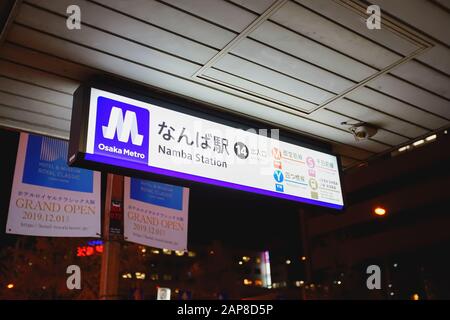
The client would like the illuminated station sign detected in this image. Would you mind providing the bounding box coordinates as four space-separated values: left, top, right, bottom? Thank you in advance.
68 85 344 210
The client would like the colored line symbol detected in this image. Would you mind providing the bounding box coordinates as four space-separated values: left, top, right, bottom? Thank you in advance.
273 170 284 183
306 156 315 168
272 148 281 160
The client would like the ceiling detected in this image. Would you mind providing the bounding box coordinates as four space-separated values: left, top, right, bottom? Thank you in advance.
0 0 449 169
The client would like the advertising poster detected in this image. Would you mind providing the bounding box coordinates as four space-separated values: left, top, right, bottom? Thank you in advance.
124 177 189 251
6 133 101 237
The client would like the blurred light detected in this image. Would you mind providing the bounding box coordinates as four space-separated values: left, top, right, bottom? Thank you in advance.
262 251 272 288
122 274 128 279
286 259 291 265
243 279 252 286
141 248 146 253
175 250 184 256
425 134 437 141
7 283 14 289
139 273 146 280
390 292 394 296
388 284 392 288
42 286 46 290
337 281 342 285
188 251 196 257
242 256 250 262
393 263 398 268
95 245 103 253
445 130 448 134
398 145 410 152
255 258 261 264
151 249 160 254
238 261 243 265
163 274 171 281
150 274 159 281
28 262 33 266
162 249 172 255
413 139 424 147
209 250 215 255
412 293 420 300
295 281 304 287
374 207 386 216
254 279 262 286
301 256 307 261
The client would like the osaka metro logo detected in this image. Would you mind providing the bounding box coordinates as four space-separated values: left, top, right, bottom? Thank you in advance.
94 96 149 164
102 107 144 146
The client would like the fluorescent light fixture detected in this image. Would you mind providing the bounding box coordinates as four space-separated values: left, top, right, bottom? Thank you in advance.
398 145 410 152
425 134 437 141
413 139 424 147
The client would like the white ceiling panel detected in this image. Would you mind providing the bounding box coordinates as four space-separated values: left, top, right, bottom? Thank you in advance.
326 98 428 138
0 90 71 120
0 43 92 81
0 104 70 132
213 54 335 104
370 0 450 46
161 0 257 32
0 76 72 108
230 38 355 93
92 0 236 49
249 21 377 82
228 0 276 13
28 0 219 65
295 0 419 56
367 74 450 119
434 0 450 10
202 68 318 112
0 60 79 95
415 44 450 76
348 87 449 129
15 4 201 78
0 117 69 139
390 60 450 99
270 1 403 69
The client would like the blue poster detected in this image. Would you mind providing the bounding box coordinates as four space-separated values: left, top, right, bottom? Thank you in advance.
130 178 183 210
22 135 93 192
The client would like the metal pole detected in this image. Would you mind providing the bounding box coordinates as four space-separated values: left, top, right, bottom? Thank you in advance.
99 173 123 300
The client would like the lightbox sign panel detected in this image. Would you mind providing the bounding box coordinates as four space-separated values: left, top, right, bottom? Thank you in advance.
74 88 344 209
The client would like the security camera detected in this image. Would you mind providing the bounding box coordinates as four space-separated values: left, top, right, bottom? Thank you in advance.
341 122 378 141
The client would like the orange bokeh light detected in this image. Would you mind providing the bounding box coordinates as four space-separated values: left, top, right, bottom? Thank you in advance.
374 207 387 216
